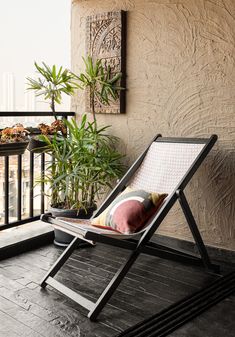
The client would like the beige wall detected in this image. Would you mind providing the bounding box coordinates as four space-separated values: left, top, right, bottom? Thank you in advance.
71 0 235 251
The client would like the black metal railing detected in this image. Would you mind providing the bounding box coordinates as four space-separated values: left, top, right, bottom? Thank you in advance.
0 111 75 230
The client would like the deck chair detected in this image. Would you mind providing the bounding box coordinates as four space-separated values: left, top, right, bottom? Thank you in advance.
40 135 220 321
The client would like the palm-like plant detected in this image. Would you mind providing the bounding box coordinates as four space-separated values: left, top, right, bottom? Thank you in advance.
32 57 125 212
76 56 123 122
27 62 78 117
39 116 125 211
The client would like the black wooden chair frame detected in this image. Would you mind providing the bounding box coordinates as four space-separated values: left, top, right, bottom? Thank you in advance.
41 135 220 321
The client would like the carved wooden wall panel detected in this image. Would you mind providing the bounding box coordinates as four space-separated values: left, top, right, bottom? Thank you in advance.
86 11 126 114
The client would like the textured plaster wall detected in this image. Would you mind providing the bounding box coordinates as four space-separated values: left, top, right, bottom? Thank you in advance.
71 0 235 251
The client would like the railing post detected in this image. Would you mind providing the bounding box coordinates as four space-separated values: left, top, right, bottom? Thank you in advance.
29 151 34 218
17 154 22 221
4 156 9 225
41 152 45 214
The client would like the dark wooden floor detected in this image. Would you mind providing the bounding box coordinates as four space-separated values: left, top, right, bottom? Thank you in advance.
0 243 234 337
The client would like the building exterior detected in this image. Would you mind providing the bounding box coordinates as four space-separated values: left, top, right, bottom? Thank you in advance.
24 81 36 112
1 72 15 111
0 155 42 225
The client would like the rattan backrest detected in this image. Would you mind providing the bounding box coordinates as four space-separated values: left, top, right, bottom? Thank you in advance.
129 141 205 194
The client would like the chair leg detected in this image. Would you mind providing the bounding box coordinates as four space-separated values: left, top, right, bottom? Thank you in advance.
88 249 141 321
176 190 218 273
41 237 80 288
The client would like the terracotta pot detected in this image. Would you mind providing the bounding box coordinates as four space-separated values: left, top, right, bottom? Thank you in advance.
49 206 97 247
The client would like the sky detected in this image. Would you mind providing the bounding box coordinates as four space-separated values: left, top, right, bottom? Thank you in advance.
0 0 71 111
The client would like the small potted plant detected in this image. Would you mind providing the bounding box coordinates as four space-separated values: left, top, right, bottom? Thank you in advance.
0 124 29 156
26 62 78 152
27 119 67 152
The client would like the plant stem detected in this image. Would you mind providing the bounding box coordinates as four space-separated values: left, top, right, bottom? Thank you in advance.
90 86 96 124
51 94 57 120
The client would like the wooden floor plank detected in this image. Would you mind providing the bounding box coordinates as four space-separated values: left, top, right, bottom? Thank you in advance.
56 269 169 318
69 253 202 293
0 310 44 337
65 255 209 302
0 282 116 337
73 244 214 285
60 261 175 310
0 295 80 337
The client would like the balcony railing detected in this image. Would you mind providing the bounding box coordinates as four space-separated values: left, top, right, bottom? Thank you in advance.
0 111 75 230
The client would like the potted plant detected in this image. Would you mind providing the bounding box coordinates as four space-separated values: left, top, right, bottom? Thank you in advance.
39 116 125 246
0 124 29 156
36 56 125 246
27 119 67 152
26 62 78 152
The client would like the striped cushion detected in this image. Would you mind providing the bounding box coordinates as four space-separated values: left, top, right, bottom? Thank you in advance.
91 188 167 234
